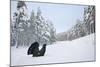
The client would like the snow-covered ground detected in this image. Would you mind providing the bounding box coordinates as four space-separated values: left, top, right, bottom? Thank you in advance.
11 34 95 66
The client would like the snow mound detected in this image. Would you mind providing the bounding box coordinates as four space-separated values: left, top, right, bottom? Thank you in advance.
11 34 95 66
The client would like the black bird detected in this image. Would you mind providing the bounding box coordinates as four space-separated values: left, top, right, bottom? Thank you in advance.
27 42 39 55
38 44 47 56
27 42 47 57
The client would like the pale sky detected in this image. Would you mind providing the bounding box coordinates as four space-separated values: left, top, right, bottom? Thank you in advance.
11 1 87 34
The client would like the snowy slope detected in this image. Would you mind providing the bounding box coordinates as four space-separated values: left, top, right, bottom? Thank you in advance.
11 34 95 66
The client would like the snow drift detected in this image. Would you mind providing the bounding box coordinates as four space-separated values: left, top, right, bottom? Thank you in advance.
11 34 95 66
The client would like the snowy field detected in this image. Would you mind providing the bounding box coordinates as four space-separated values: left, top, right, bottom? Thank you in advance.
11 34 95 66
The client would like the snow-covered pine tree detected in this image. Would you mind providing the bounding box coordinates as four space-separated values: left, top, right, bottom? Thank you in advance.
13 1 28 48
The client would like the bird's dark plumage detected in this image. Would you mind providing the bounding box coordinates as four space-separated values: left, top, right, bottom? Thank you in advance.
27 42 39 55
27 42 47 57
38 44 46 56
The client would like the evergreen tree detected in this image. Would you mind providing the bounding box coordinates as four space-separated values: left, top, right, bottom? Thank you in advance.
13 1 28 48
